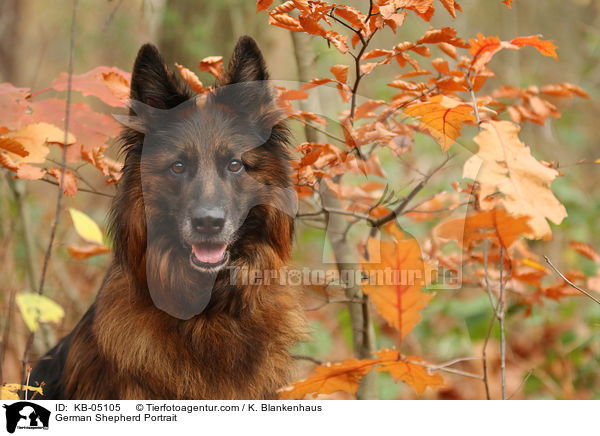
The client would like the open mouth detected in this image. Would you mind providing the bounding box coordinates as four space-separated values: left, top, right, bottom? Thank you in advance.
190 242 229 271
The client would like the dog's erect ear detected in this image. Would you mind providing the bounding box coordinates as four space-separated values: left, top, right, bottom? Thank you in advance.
223 35 269 84
129 43 190 110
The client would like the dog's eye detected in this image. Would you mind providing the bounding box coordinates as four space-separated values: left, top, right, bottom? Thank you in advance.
227 159 244 173
171 161 185 174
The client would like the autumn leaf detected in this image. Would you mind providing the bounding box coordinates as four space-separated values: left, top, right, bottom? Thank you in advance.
46 167 78 197
469 33 557 71
417 27 469 47
433 208 532 250
463 120 567 239
256 0 273 12
15 164 45 180
68 243 111 260
330 64 348 84
570 241 600 264
27 99 120 162
280 349 443 399
52 66 131 107
0 83 30 130
16 293 65 332
361 230 433 337
510 35 558 60
69 207 104 245
279 358 377 399
334 5 366 30
1 384 43 400
375 348 444 394
175 62 204 93
403 95 475 151
2 122 75 164
198 56 224 80
0 137 28 157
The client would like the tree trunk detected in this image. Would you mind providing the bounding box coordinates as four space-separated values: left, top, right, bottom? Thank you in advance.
290 31 378 400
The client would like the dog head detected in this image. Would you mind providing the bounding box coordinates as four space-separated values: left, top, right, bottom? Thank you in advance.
112 36 296 318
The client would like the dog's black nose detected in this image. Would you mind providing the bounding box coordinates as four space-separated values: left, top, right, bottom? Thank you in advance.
191 207 225 234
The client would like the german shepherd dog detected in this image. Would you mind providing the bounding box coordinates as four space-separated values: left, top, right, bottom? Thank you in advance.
28 36 305 399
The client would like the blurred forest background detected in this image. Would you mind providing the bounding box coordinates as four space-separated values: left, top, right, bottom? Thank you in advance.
1 0 599 399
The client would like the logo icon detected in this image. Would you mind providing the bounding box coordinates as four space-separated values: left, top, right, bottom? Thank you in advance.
2 402 50 434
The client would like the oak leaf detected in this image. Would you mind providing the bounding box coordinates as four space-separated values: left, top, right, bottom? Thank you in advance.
279 358 377 399
361 230 433 337
52 66 131 107
375 348 444 394
463 120 567 239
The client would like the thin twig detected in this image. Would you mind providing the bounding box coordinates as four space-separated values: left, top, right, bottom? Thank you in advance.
293 354 324 365
0 287 16 385
370 154 453 227
39 177 114 198
507 370 533 400
544 255 600 305
20 0 78 389
499 246 506 400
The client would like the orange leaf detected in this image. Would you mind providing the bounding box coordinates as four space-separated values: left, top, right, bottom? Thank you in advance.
175 63 204 93
268 13 303 31
0 137 28 157
540 83 588 99
438 0 457 18
68 243 110 260
51 66 131 107
362 49 394 60
300 78 334 91
2 122 75 164
510 35 558 60
0 152 19 171
16 164 45 180
46 167 78 197
330 64 348 84
403 95 475 151
279 358 377 399
334 5 366 30
27 99 120 162
362 231 433 337
325 30 349 54
278 89 308 101
198 56 224 80
299 15 326 37
570 241 600 264
375 348 444 394
503 0 513 7
256 0 273 12
433 208 532 249
417 27 469 47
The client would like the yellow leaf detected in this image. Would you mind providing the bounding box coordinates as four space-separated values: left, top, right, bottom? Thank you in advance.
16 293 65 332
0 384 44 400
463 120 567 240
69 208 103 245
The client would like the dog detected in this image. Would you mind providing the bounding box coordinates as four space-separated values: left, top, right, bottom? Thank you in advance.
28 35 305 399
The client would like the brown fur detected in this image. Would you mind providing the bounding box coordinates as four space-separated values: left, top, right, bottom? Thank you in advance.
29 36 305 400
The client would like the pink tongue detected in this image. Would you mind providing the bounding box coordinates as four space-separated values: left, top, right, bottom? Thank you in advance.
192 244 226 264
